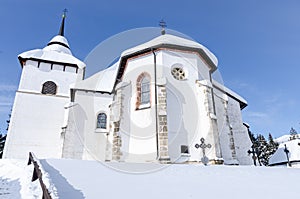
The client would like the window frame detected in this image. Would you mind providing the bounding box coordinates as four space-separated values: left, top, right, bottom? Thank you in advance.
136 72 151 110
41 81 57 95
95 112 108 133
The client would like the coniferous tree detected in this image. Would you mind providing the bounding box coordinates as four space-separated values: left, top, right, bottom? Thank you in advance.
266 133 279 165
256 134 269 166
289 127 298 140
0 112 11 158
0 132 6 158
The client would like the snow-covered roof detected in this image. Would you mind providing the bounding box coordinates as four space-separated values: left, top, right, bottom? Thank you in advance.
274 134 300 144
72 62 118 92
212 80 248 109
269 139 300 166
121 34 218 68
18 35 85 69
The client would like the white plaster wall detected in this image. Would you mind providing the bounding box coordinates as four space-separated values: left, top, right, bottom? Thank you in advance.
19 61 83 96
214 89 237 164
4 58 84 159
62 103 86 159
3 92 68 159
120 53 157 162
227 97 252 165
160 50 213 162
64 91 112 161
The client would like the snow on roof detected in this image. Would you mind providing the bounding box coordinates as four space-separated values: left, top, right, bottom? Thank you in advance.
73 62 118 92
18 35 85 69
212 80 248 108
274 134 300 144
269 139 300 165
47 35 70 48
121 34 218 67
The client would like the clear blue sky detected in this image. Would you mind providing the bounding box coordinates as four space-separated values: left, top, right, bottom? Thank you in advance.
1 0 300 138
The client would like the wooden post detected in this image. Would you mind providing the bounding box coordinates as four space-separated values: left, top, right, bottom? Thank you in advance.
28 152 52 199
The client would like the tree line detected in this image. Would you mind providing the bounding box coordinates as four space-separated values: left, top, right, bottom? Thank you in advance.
247 127 299 166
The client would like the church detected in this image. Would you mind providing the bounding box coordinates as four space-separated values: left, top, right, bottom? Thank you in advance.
3 14 252 165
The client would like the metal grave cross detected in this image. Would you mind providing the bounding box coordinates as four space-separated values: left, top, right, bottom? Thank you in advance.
284 144 291 167
247 146 257 166
195 138 212 165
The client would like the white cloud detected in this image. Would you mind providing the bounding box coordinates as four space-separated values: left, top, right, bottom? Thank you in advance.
0 84 17 92
246 111 268 119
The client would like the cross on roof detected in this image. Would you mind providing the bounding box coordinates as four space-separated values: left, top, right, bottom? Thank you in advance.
159 19 167 35
63 8 68 18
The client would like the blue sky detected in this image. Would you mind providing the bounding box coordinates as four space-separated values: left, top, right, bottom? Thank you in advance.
0 0 300 138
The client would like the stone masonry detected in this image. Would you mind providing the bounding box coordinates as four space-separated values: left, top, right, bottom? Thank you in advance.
157 85 170 163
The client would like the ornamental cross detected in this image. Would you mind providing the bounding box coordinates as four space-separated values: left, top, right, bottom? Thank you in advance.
195 138 211 165
63 8 68 18
284 144 291 167
159 19 167 35
247 147 257 166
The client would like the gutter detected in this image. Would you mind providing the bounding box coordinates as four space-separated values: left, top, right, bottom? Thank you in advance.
152 49 159 160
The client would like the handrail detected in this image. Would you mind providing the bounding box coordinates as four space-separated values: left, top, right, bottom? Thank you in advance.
28 152 52 199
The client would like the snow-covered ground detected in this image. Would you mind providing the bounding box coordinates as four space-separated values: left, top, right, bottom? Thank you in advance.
1 158 300 199
0 159 42 198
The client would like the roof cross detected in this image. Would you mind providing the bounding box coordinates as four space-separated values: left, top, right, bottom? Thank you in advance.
63 8 68 18
159 19 167 35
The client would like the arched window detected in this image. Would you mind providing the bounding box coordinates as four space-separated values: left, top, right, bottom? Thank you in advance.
136 73 151 109
41 81 57 95
97 113 107 129
141 76 150 104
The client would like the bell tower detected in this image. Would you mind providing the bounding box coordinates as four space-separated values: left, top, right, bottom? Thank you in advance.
3 11 86 159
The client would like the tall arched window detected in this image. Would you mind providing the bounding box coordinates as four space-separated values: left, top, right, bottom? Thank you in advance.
97 113 107 129
41 81 57 95
141 76 150 104
136 73 151 109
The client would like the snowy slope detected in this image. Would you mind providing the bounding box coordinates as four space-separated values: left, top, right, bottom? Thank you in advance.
0 159 42 199
39 159 300 199
2 158 300 199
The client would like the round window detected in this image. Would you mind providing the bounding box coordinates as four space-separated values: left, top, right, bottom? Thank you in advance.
171 67 186 80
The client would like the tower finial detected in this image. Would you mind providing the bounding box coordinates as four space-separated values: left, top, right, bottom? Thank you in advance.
59 9 68 36
159 19 167 35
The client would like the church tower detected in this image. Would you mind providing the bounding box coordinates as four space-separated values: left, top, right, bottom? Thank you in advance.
3 12 85 159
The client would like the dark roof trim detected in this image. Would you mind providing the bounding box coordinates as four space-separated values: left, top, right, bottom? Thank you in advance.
213 83 248 110
18 57 78 69
71 88 112 95
47 41 70 49
114 44 217 92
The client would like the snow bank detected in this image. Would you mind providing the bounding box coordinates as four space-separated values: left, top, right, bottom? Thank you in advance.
0 159 42 199
39 159 300 199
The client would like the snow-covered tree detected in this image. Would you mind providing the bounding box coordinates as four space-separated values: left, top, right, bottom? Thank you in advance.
248 132 278 166
266 133 279 163
0 133 6 158
289 127 299 140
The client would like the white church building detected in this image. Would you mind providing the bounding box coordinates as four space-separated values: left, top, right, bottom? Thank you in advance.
3 15 252 165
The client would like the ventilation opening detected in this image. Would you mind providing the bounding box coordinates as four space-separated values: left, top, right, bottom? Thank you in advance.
181 145 189 154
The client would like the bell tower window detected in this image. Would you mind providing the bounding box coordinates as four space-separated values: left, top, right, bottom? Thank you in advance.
41 81 57 95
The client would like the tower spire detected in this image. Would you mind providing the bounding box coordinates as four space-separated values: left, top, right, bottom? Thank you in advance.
59 9 67 36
